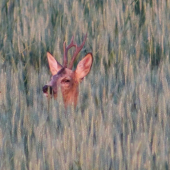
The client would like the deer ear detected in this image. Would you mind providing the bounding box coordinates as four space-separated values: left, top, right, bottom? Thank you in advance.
47 52 62 75
75 53 93 80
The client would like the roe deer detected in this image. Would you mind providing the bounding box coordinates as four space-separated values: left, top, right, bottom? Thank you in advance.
42 34 93 108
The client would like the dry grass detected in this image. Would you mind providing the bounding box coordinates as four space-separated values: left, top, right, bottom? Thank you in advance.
1 0 170 169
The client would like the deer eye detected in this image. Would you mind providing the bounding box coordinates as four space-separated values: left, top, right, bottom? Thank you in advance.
61 79 70 83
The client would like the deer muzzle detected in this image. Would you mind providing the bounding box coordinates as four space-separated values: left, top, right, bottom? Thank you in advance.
42 85 53 95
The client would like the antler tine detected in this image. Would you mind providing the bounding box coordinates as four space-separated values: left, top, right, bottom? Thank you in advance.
63 36 76 67
68 33 87 69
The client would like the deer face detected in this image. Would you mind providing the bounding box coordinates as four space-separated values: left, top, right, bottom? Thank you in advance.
42 35 93 107
43 67 78 105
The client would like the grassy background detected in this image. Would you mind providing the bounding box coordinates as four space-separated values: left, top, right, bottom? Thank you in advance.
1 0 170 169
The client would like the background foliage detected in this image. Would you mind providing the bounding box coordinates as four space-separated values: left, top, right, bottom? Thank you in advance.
1 0 170 169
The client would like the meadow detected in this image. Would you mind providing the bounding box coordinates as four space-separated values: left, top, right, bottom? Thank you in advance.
0 0 170 169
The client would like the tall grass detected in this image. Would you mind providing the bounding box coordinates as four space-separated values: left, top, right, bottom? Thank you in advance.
1 0 170 169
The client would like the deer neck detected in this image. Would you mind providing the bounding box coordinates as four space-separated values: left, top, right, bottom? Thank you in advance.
61 83 79 107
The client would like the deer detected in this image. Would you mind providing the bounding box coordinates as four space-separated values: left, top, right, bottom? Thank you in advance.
42 34 93 108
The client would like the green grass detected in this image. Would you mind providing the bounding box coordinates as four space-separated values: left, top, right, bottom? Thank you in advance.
1 0 170 169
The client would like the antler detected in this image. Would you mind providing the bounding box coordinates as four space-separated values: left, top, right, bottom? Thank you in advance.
63 36 76 67
63 34 87 68
69 34 87 69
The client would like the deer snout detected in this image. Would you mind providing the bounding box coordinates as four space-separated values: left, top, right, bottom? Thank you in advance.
42 85 53 94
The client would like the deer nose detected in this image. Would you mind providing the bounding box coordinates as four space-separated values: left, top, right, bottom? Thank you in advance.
42 85 53 94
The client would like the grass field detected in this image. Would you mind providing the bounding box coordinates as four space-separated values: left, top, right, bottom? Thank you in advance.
1 0 170 169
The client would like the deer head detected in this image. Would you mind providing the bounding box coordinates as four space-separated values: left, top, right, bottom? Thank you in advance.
42 34 93 107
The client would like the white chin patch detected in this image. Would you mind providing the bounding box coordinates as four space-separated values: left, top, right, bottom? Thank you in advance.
43 93 48 97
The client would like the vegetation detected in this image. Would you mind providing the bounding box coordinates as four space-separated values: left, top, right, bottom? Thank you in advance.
0 0 170 169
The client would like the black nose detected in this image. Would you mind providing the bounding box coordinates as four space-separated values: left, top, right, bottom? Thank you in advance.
42 85 53 94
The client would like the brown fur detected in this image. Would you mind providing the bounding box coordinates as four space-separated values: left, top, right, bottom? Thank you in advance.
43 60 92 107
43 35 93 108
